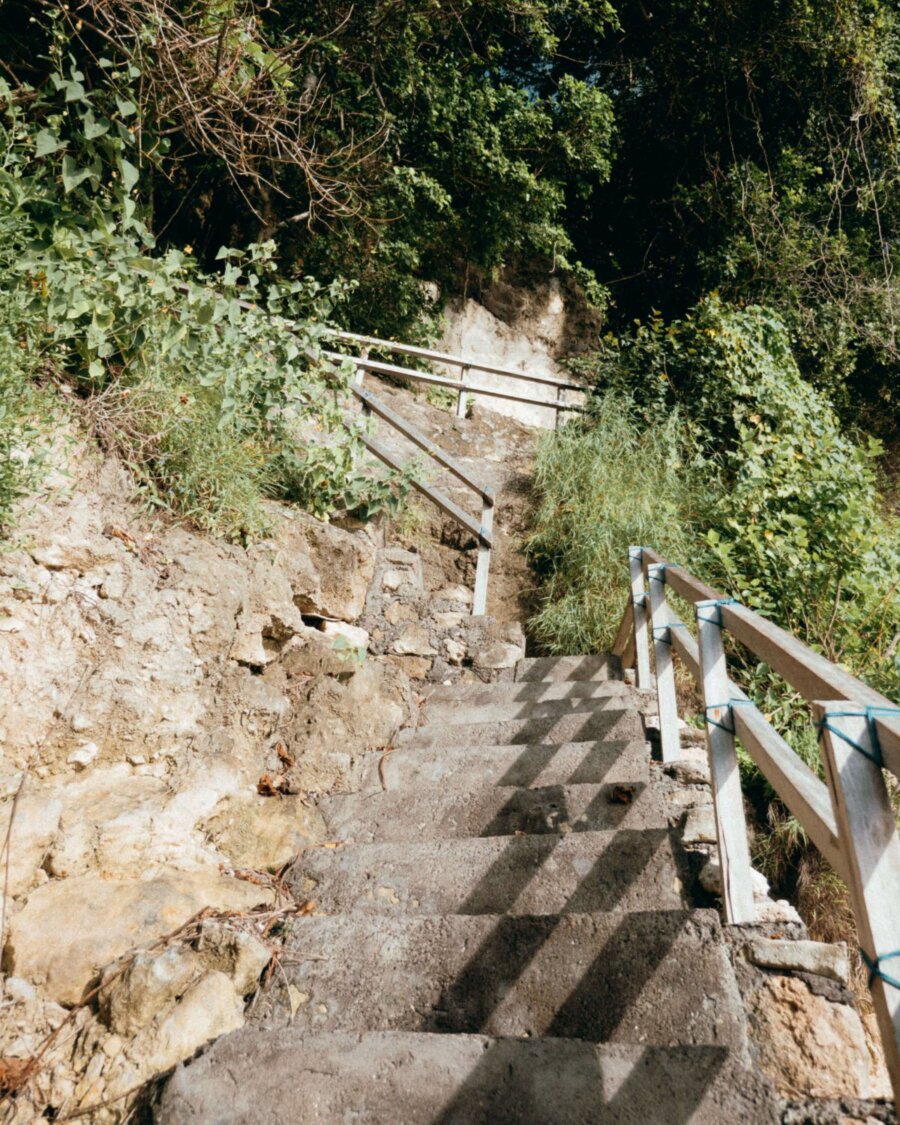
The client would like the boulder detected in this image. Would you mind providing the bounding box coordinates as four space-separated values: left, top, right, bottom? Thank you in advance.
197 921 271 995
203 794 327 872
747 975 872 1098
100 947 202 1036
4 870 272 1005
278 516 375 622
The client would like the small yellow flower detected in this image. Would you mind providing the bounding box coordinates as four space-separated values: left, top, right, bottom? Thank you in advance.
184 244 193 254
764 529 774 540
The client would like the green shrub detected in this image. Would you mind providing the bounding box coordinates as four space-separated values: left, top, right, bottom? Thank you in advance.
0 64 411 541
525 396 714 654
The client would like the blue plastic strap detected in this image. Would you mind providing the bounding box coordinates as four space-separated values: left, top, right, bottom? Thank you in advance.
815 705 900 769
648 564 668 585
696 597 740 627
861 948 900 991
704 698 754 735
653 622 688 646
632 592 648 607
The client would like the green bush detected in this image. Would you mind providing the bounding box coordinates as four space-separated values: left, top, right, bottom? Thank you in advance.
0 63 411 541
562 298 900 694
525 396 713 654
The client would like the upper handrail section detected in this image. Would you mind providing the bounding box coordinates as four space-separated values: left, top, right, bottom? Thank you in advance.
329 329 586 393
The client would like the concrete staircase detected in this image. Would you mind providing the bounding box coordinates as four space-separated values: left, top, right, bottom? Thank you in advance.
158 656 779 1123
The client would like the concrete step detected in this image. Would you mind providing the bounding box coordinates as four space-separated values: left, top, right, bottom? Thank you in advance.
318 781 669 843
426 679 635 705
362 740 649 792
253 911 746 1048
398 708 645 750
292 829 686 916
421 693 639 725
515 654 620 682
159 1030 780 1124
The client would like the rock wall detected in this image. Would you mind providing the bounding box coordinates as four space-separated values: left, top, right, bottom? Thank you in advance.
438 280 587 430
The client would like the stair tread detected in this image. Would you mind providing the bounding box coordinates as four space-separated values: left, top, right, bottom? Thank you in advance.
421 693 642 724
159 1030 780 1125
319 781 668 842
426 679 636 704
292 829 686 916
515 654 619 682
251 911 747 1048
398 708 644 750
363 739 649 791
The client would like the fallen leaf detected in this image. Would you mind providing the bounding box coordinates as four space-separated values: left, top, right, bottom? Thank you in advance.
0 1057 33 1094
275 742 294 769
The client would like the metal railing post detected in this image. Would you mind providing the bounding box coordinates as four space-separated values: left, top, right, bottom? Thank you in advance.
814 702 900 1106
472 496 494 616
696 599 755 924
647 563 681 763
628 546 652 688
456 364 470 419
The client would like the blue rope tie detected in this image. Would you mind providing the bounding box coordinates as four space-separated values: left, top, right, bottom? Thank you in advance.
696 597 740 627
704 698 754 735
861 948 900 991
648 564 668 585
653 622 689 646
815 705 900 769
632 592 648 607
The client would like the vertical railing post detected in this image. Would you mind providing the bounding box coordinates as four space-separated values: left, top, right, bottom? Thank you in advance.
647 563 681 763
456 364 470 419
554 385 564 431
472 493 494 616
628 546 652 688
355 346 369 387
695 598 755 924
814 702 900 1107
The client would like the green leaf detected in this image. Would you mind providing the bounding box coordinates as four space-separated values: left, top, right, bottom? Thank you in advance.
34 129 61 157
120 159 139 193
115 97 137 119
62 156 94 193
82 110 109 140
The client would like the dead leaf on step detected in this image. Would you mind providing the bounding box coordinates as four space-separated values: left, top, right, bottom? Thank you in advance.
0 1058 33 1094
257 772 294 797
275 742 294 769
609 785 636 805
102 524 139 553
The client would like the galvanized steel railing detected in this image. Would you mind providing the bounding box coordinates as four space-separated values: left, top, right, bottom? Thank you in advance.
614 546 900 1108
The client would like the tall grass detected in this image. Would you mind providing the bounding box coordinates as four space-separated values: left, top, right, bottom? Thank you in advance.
524 396 715 654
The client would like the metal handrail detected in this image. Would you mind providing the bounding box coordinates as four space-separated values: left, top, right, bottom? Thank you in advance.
613 546 900 1108
322 350 585 417
330 329 586 392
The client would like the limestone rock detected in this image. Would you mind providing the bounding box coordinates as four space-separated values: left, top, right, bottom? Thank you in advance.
319 620 369 651
444 638 466 665
5 870 272 1005
100 947 202 1036
67 743 98 771
699 857 770 900
280 516 375 622
30 538 114 573
748 975 872 1098
437 585 473 606
203 794 326 872
682 805 717 844
747 938 851 985
384 602 417 626
197 921 271 995
472 641 522 671
392 625 437 657
0 793 62 897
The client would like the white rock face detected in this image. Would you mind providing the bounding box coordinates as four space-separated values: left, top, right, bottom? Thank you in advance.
747 937 851 985
439 295 584 429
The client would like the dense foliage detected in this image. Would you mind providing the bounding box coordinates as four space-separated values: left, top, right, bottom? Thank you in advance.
537 300 900 694
0 42 411 538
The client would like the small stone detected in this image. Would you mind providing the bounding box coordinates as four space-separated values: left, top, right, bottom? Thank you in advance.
747 938 851 985
0 617 23 632
682 805 716 844
381 569 404 591
126 753 147 766
392 625 437 657
102 1034 124 1058
444 638 466 665
473 641 522 670
433 612 463 629
67 743 99 770
70 714 93 733
319 620 369 651
700 857 770 900
439 585 473 606
755 898 804 925
5 977 37 1003
384 602 417 626
197 922 271 996
388 655 432 679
